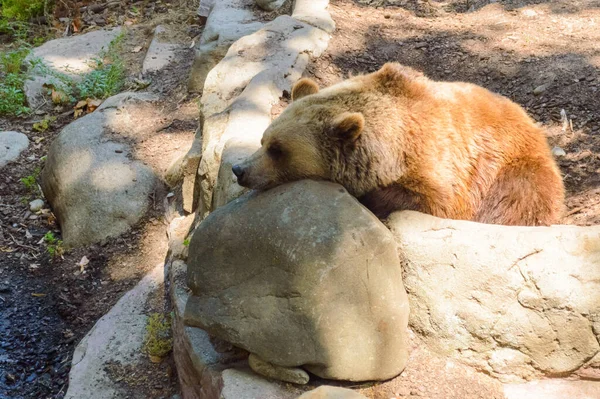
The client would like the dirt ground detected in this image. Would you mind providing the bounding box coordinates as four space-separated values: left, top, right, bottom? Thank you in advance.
0 1 199 398
2 0 600 398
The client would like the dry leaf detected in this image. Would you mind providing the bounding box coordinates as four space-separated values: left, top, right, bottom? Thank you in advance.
32 293 46 297
132 45 143 53
51 89 69 104
78 256 90 272
87 98 102 112
72 16 82 33
25 230 33 239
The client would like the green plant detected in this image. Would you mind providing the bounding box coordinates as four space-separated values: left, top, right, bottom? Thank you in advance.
76 33 126 99
144 313 173 360
77 60 125 99
20 167 40 192
183 239 190 247
0 46 31 116
33 115 56 132
1 0 47 21
1 46 28 73
44 231 64 258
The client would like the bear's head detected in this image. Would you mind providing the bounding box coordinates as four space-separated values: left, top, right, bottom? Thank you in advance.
232 63 423 197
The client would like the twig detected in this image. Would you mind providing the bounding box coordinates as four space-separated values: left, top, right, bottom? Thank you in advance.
566 199 600 217
8 233 39 252
25 109 75 125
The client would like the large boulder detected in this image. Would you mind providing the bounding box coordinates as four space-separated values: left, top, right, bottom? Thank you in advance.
0 131 29 169
41 92 157 248
388 211 600 383
184 180 410 382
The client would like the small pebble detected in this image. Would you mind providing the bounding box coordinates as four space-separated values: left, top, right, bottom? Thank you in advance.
29 199 44 212
533 83 551 96
552 146 566 157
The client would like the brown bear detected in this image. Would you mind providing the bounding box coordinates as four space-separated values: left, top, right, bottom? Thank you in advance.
232 63 564 226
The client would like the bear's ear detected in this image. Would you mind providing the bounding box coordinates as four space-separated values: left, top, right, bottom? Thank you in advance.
332 112 365 143
376 63 424 94
292 78 319 101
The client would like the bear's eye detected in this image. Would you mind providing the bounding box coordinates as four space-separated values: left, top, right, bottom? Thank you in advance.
267 143 284 159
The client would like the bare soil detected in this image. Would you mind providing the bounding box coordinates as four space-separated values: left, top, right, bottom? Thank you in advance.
0 1 199 398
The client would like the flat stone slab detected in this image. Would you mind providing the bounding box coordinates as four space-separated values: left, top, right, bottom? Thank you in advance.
25 27 122 109
142 25 182 74
297 387 367 399
188 0 264 93
388 210 600 382
504 379 600 399
0 131 29 169
64 263 164 399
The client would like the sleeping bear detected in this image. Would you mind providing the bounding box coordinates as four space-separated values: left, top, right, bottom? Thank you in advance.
232 63 564 226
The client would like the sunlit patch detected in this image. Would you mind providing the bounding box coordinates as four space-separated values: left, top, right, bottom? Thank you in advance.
91 161 138 191
59 150 93 186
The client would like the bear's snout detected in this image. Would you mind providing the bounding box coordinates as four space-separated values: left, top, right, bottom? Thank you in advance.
232 164 245 182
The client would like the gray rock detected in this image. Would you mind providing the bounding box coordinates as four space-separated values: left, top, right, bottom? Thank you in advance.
255 0 286 11
0 131 29 169
188 0 264 93
504 379 600 399
293 0 336 33
551 146 566 157
387 210 600 382
40 92 157 248
221 369 300 399
142 25 181 74
185 181 410 382
169 260 296 399
180 126 203 213
195 15 329 219
211 137 255 212
297 386 368 399
25 28 122 109
167 215 195 260
64 263 164 399
29 199 44 212
533 83 551 96
248 353 309 385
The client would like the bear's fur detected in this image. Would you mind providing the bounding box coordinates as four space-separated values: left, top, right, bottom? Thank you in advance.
233 63 564 226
